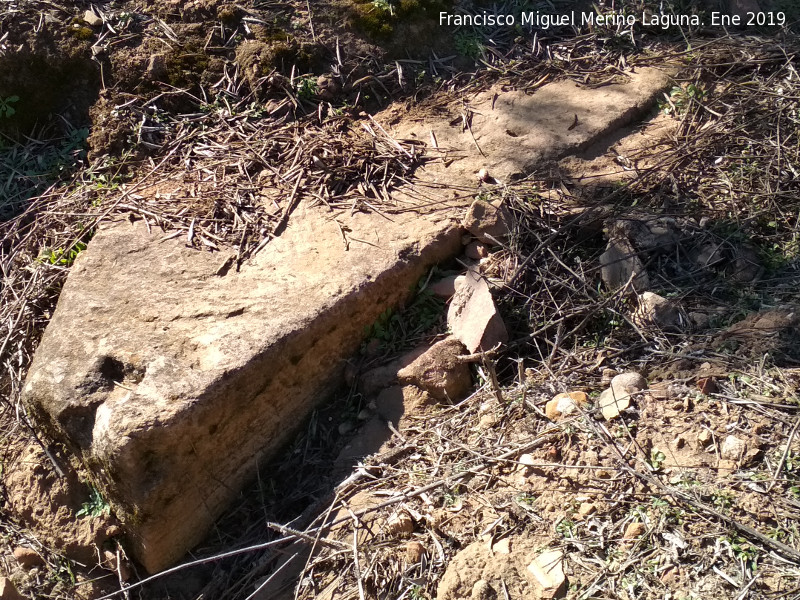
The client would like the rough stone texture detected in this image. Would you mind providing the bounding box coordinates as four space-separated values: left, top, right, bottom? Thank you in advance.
389 68 672 185
545 391 589 421
375 385 430 427
0 578 23 600
22 204 461 573
12 547 43 569
448 268 509 352
462 199 512 245
600 238 649 292
396 337 471 401
527 549 566 599
634 292 685 331
429 274 465 299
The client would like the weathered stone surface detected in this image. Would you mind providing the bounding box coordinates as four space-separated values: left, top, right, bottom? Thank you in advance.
545 391 588 421
397 337 471 401
526 549 566 599
600 238 649 292
462 199 512 245
12 547 43 569
448 268 509 352
634 292 685 330
0 578 23 600
598 372 646 420
390 68 672 185
429 274 465 299
22 204 461 573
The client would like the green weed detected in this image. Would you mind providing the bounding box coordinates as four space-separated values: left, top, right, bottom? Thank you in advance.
0 95 19 118
76 485 110 518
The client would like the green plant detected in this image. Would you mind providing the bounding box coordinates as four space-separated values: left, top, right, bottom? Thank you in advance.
659 84 706 116
0 95 19 118
40 241 87 267
77 485 110 518
556 517 576 538
649 449 666 471
454 31 484 59
295 76 319 100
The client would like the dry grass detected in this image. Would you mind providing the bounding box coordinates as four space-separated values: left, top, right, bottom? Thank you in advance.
1 0 800 598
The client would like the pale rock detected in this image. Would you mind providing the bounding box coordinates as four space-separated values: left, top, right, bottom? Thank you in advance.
721 435 747 461
386 510 415 536
717 459 738 475
448 267 508 352
600 237 649 292
359 346 428 396
0 578 23 600
577 502 596 518
601 368 617 386
430 274 466 299
396 337 471 401
462 198 512 245
611 372 647 394
527 549 566 599
13 547 43 569
697 429 712 448
492 538 511 554
634 292 684 330
83 9 102 27
545 391 588 420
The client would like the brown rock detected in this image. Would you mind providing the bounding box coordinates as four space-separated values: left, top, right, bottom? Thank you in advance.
374 385 430 427
448 267 508 352
406 541 426 563
462 198 512 245
577 502 596 518
13 546 43 569
527 549 566 599
729 244 763 283
623 522 646 539
545 391 588 420
492 538 511 554
0 578 24 600
696 377 716 395
386 510 415 537
22 211 461 573
611 372 647 394
396 338 471 401
689 311 710 329
600 238 649 292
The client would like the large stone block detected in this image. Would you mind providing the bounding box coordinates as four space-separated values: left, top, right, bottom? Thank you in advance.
23 204 461 573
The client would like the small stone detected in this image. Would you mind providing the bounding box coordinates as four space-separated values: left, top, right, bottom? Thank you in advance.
13 546 43 569
405 540 426 563
601 368 617 386
634 292 684 330
492 537 511 554
545 391 589 420
659 566 679 584
316 74 341 101
527 549 566 599
577 502 596 518
338 421 355 435
429 274 465 299
600 238 649 292
146 54 167 81
464 241 489 260
397 337 471 401
478 412 497 428
730 244 763 283
83 9 102 27
689 311 710 329
462 198 512 244
623 521 646 539
610 372 647 394
478 168 491 182
721 435 747 461
597 387 631 420
471 580 496 600
718 458 737 475
386 510 415 536
0 578 24 600
696 377 716 395
447 267 508 353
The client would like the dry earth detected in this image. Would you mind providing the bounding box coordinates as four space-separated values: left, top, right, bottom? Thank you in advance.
1 0 800 599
